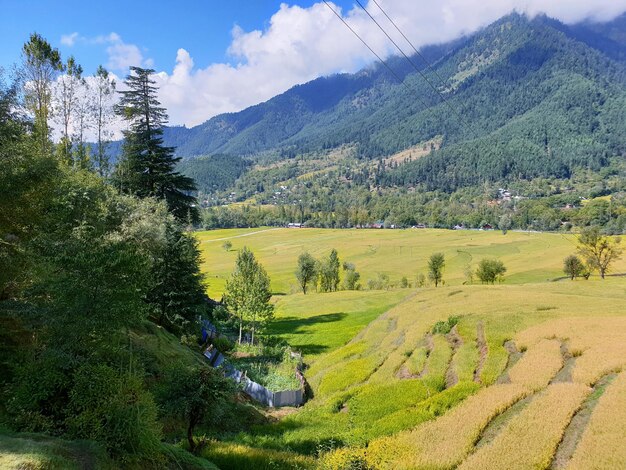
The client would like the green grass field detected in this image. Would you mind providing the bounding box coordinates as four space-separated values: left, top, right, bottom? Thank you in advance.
198 227 612 298
198 228 626 469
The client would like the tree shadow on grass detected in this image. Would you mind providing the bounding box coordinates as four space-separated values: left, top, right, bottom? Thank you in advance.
268 312 348 356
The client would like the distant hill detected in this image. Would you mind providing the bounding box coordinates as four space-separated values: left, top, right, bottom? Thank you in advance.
167 12 626 192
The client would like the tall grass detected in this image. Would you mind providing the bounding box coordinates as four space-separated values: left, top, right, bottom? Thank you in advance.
568 372 626 469
508 338 563 391
366 383 529 469
458 383 589 470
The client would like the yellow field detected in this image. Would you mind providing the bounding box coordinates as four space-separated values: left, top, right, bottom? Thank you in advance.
198 228 626 468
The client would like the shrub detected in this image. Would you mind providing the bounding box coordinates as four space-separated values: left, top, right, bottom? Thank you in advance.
432 316 460 335
563 254 585 280
475 258 507 284
66 364 163 464
212 336 234 353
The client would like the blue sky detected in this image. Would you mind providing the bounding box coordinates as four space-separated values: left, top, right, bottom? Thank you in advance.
3 0 625 128
0 0 353 74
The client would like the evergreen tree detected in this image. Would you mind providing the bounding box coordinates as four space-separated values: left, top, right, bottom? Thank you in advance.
113 66 198 222
19 33 62 157
146 220 208 331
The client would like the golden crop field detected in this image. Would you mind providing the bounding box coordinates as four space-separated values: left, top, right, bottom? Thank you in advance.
198 228 626 468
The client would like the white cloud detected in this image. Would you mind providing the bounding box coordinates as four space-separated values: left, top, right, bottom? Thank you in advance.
66 32 153 72
148 0 626 128
100 33 153 72
60 32 79 47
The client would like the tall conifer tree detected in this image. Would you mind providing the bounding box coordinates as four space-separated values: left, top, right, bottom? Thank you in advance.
113 66 198 222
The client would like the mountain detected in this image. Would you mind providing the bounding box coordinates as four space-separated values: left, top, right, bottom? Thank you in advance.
171 12 626 193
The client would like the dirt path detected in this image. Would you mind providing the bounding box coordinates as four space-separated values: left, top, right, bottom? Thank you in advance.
418 334 434 379
496 340 523 384
203 228 281 242
474 322 487 383
445 325 463 388
550 342 576 384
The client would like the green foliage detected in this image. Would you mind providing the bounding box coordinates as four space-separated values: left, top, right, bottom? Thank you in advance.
432 316 461 335
66 364 163 463
212 336 234 353
319 249 341 293
296 252 317 294
428 253 445 287
577 226 623 278
475 258 507 284
146 221 208 332
158 365 234 452
367 273 390 290
113 66 198 222
20 33 62 156
563 254 586 280
178 154 250 194
342 262 361 290
225 247 274 344
222 240 232 251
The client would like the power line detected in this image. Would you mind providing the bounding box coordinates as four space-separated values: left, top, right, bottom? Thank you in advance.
369 0 454 99
322 0 434 115
354 0 468 129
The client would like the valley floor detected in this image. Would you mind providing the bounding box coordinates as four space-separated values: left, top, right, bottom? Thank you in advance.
199 228 626 469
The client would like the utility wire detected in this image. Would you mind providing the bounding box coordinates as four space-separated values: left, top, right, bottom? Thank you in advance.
354 0 468 129
370 0 454 98
322 0 434 115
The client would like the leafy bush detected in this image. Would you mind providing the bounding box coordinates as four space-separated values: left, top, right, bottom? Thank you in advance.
432 316 461 335
475 258 507 284
66 364 163 464
212 336 234 353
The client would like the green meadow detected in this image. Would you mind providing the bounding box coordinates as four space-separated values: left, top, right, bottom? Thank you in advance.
198 228 626 468
198 227 599 299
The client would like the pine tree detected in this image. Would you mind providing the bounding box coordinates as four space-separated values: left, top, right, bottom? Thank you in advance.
113 67 198 222
20 33 62 157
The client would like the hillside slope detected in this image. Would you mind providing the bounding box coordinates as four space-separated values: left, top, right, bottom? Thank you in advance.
172 12 626 194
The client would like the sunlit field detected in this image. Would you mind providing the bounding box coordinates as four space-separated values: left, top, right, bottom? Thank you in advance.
198 228 626 468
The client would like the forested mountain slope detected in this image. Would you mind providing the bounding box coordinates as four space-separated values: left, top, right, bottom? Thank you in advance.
173 12 626 192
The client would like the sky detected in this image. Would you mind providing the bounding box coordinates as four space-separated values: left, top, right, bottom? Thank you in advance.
2 0 626 129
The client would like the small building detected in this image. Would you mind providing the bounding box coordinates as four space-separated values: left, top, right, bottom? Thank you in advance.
287 222 302 228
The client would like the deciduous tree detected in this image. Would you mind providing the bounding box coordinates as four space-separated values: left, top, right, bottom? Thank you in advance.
577 226 623 279
296 252 317 294
427 253 445 287
563 254 585 280
476 258 507 284
92 65 116 177
225 247 273 344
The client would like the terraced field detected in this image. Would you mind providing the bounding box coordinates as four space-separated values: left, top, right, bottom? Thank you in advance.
198 228 626 469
